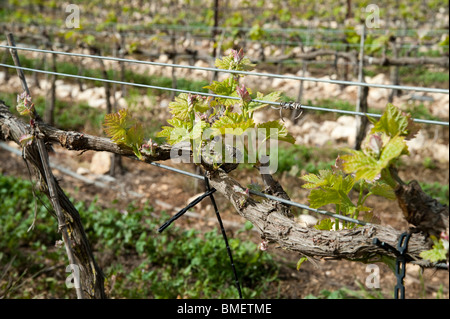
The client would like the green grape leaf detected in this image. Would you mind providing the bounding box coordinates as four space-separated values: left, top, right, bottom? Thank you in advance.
342 135 408 182
215 54 235 70
125 122 144 148
204 78 238 106
379 135 408 164
308 188 342 209
190 120 210 140
248 91 282 113
314 218 334 230
341 149 381 182
335 174 356 195
302 169 339 189
308 188 355 212
303 170 355 213
215 52 254 72
156 118 193 145
301 171 331 189
370 103 420 140
256 120 296 144
369 182 396 200
169 93 209 120
204 79 234 96
104 109 145 159
419 236 448 263
302 170 354 193
104 109 135 144
212 112 255 136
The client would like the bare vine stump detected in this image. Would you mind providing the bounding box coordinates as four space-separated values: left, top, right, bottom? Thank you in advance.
395 180 449 237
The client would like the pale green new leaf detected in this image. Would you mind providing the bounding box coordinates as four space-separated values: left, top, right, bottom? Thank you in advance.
212 112 255 136
420 236 448 263
204 78 238 106
248 91 282 113
169 93 209 120
215 54 254 71
379 135 408 165
156 118 193 145
104 109 135 144
314 218 334 230
204 79 234 96
341 149 380 182
369 182 396 200
370 103 420 140
308 188 353 209
340 200 357 215
104 109 145 159
336 174 355 195
342 135 408 182
190 120 210 140
301 170 333 189
215 55 234 70
256 120 295 144
125 122 144 148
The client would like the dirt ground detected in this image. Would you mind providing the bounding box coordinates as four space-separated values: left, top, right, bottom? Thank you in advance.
0 132 448 299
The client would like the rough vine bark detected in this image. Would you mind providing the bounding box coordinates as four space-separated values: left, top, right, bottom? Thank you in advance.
0 101 106 298
1 100 447 269
395 180 449 238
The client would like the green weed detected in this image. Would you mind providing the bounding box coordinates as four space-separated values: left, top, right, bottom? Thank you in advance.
419 182 449 206
0 174 279 299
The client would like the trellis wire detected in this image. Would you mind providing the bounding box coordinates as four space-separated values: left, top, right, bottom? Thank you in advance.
146 161 368 226
1 44 448 95
0 62 448 127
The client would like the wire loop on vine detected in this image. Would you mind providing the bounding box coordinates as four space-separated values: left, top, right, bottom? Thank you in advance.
271 101 304 122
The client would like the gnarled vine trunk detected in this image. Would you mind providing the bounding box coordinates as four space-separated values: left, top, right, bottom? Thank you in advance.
0 102 106 298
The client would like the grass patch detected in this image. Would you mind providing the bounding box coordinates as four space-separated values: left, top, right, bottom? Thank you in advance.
0 174 279 299
404 102 439 121
399 66 449 87
419 182 449 206
276 144 338 176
